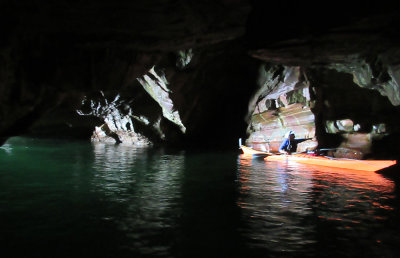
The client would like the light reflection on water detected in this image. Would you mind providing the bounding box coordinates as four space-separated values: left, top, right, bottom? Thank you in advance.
237 154 397 257
0 143 13 154
91 143 185 256
1 137 400 257
237 156 316 255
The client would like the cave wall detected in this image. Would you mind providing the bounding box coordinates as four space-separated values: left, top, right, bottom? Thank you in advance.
246 65 400 159
307 68 400 159
244 1 400 159
1 0 400 158
0 0 256 148
19 42 261 149
246 65 317 152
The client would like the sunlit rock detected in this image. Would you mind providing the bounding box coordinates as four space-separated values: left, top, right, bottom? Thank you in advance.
331 57 400 106
246 65 316 152
92 124 152 146
137 66 186 133
248 65 307 119
77 92 153 145
176 49 193 69
372 123 386 134
325 119 354 133
248 103 316 152
337 119 354 132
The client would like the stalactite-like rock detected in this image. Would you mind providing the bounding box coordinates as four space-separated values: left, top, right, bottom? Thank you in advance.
137 66 186 134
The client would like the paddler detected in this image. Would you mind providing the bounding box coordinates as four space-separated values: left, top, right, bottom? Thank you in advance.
279 130 310 154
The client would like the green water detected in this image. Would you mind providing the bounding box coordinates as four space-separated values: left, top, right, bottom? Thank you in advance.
1 137 400 257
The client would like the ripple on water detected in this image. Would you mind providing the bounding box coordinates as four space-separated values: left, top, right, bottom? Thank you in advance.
237 154 398 257
1 138 399 257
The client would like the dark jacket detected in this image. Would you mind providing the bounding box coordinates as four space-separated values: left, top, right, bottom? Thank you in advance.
279 138 308 153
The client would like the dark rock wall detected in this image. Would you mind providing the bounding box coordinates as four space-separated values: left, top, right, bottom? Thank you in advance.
0 42 162 142
307 68 400 159
16 42 260 149
166 43 260 148
0 0 253 148
1 0 400 158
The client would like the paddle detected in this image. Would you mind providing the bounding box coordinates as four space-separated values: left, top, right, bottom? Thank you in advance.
274 150 308 154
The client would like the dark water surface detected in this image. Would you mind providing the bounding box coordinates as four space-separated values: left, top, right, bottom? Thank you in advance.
1 137 400 257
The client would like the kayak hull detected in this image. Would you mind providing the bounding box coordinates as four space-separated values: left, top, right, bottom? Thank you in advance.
266 154 397 172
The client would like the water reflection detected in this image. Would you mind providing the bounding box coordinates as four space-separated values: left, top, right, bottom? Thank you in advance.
91 143 185 256
1 137 399 257
237 155 315 255
0 143 12 154
237 154 396 257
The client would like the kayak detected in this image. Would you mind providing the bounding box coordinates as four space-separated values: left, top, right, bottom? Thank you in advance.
240 145 271 157
265 153 397 172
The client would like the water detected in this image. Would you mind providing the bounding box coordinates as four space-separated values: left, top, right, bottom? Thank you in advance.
1 137 399 257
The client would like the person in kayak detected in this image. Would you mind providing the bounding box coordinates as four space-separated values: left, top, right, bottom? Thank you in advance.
279 130 309 154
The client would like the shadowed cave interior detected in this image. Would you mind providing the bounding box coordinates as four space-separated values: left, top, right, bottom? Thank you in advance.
1 0 400 160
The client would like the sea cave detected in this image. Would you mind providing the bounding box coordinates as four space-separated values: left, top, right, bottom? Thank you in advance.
1 1 400 257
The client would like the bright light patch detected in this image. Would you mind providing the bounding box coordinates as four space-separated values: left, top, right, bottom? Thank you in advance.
137 66 186 133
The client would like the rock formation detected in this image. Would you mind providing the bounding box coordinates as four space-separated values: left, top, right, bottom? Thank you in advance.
1 0 400 158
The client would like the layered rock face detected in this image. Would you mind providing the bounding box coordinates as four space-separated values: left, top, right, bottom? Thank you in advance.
246 66 317 152
247 65 400 159
1 0 400 158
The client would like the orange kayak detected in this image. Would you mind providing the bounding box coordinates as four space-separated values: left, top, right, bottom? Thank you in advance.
265 153 397 172
240 145 271 157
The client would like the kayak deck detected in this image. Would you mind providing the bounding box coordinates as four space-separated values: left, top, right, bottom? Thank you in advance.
266 153 397 172
240 145 271 157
